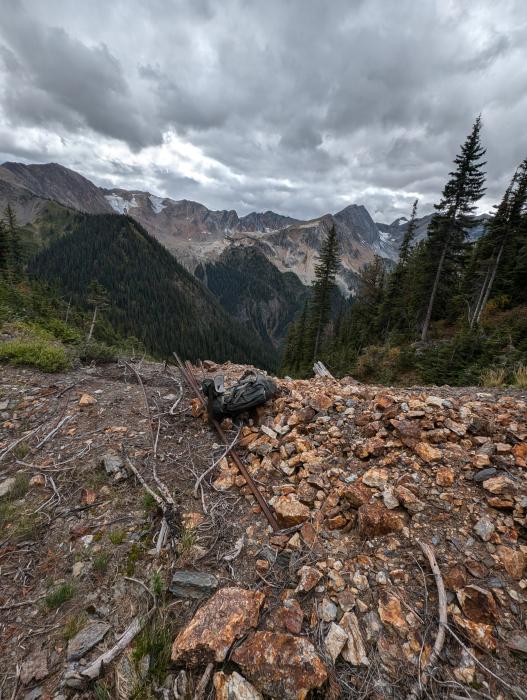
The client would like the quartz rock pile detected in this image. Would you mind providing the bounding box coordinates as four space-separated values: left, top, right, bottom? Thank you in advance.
178 369 527 697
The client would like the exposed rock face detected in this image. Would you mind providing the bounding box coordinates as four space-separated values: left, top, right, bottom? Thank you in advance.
171 587 265 665
232 631 328 700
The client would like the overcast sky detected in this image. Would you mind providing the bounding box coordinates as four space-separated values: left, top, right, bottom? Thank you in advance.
1 0 526 222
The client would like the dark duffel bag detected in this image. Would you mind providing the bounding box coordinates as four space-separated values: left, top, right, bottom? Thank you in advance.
202 370 277 421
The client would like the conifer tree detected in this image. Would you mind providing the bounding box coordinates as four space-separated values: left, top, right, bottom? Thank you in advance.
420 117 486 341
399 199 419 267
469 158 527 325
4 204 23 279
308 223 340 360
0 219 9 277
381 199 419 336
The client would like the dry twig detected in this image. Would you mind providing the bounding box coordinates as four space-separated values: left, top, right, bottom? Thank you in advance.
406 541 447 700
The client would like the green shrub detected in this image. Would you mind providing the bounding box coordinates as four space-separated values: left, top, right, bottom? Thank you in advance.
0 337 70 372
44 317 81 343
76 340 117 364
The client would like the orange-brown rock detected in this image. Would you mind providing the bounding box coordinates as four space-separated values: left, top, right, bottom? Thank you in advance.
436 466 455 486
231 631 327 700
267 598 304 634
272 494 311 527
213 671 263 700
456 585 498 624
378 595 407 634
295 565 322 593
171 587 264 665
482 475 515 495
496 545 525 580
444 565 467 591
358 503 405 537
341 482 372 508
512 443 527 467
452 614 496 652
78 393 97 407
413 442 442 463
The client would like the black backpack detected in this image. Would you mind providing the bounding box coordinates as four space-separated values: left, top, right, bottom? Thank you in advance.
202 370 277 421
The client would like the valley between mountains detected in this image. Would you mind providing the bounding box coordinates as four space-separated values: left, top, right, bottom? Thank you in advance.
0 160 448 354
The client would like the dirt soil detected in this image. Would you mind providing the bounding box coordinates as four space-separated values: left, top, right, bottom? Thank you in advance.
0 360 526 700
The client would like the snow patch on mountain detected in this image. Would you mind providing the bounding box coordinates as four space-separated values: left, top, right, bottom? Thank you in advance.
105 193 138 214
149 194 167 214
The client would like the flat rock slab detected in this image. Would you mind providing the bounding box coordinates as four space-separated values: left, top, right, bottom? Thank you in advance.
232 631 327 700
169 570 219 598
67 622 110 660
172 587 265 665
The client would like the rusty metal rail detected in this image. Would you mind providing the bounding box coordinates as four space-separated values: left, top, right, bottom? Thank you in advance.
173 353 280 532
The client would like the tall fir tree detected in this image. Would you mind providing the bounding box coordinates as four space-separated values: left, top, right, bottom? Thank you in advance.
308 223 340 360
4 203 24 279
0 219 9 277
380 199 419 336
420 116 486 341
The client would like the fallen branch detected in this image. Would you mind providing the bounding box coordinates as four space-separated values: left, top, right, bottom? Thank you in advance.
406 541 447 700
193 424 241 497
34 415 73 451
192 662 214 700
78 611 154 682
0 595 46 611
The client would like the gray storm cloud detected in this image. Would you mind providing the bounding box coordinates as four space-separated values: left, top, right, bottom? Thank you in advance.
0 0 526 221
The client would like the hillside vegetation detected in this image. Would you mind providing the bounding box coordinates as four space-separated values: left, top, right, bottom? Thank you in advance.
283 118 527 387
29 213 278 369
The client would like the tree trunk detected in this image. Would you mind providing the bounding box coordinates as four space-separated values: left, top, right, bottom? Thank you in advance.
474 240 505 325
469 259 493 328
65 297 71 324
421 244 447 342
87 305 98 342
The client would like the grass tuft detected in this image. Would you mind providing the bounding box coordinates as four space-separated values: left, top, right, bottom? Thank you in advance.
62 612 88 640
480 366 507 387
108 528 126 545
93 552 110 574
45 582 75 610
513 363 527 388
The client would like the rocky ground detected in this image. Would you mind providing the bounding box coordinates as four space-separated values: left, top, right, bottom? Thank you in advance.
0 360 526 699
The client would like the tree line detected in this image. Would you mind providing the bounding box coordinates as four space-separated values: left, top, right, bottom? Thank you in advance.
282 117 527 383
0 204 24 280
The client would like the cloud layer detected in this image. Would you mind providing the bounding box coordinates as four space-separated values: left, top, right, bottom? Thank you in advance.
1 0 526 222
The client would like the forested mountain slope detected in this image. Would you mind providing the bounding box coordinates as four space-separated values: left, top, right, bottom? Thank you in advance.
29 213 278 369
195 246 310 347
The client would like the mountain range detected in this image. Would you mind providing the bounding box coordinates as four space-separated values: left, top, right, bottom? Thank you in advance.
0 161 487 349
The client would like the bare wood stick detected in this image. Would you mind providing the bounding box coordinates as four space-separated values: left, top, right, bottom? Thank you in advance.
406 541 447 700
192 662 214 700
0 595 46 611
0 425 42 463
123 361 155 449
193 424 241 497
125 456 164 506
34 415 73 451
79 612 153 682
